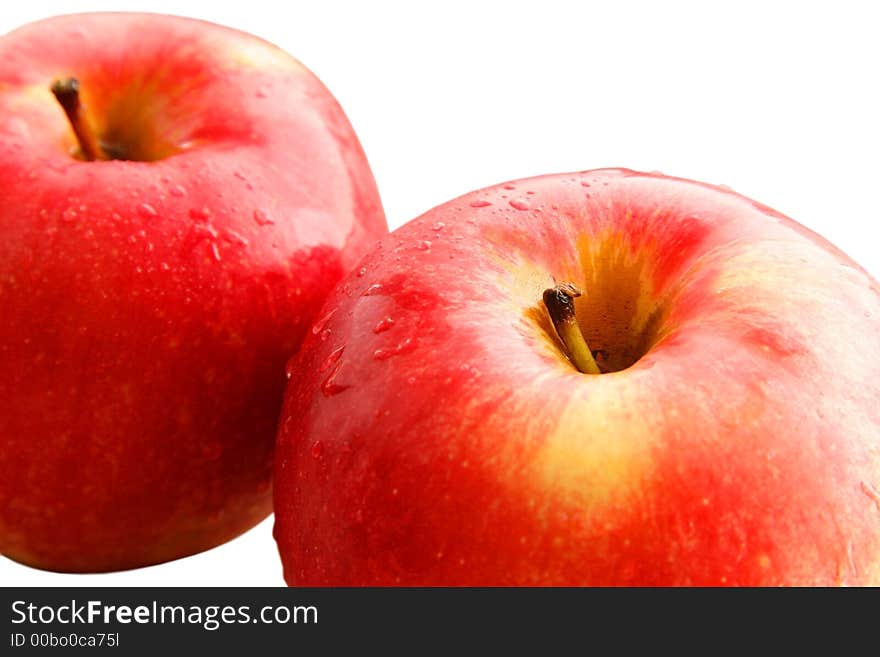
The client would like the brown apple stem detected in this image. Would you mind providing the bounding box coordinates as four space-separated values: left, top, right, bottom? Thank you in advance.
50 78 104 161
543 283 602 375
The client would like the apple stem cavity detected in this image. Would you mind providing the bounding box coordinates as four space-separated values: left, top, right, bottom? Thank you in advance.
543 283 602 375
50 78 105 161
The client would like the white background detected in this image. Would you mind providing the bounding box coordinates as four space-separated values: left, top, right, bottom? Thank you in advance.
1 0 878 586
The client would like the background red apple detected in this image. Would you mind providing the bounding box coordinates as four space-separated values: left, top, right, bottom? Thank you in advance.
274 169 880 586
0 13 386 572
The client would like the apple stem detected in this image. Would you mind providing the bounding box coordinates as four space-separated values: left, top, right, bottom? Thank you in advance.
50 78 104 161
543 283 602 375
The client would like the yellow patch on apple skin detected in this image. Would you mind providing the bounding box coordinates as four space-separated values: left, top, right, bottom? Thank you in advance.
710 239 824 299
7 83 55 108
3 84 73 146
493 259 578 366
222 37 305 72
531 380 654 512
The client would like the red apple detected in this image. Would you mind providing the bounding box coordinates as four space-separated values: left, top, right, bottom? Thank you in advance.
274 169 880 585
0 13 386 572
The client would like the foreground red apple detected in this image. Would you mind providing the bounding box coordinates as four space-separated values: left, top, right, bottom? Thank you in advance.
0 13 386 572
274 169 880 586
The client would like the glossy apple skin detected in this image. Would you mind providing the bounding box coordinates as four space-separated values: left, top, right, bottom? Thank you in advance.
0 13 386 572
275 169 880 586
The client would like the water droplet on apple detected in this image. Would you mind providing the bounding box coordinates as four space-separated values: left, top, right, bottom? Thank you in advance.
210 243 222 261
861 480 880 511
138 203 158 218
469 200 492 208
310 441 323 458
192 223 220 241
223 230 249 247
356 267 367 277
372 347 391 360
417 240 432 252
312 309 337 335
253 208 274 226
373 317 395 334
362 283 384 296
320 345 345 372
319 329 331 341
170 185 187 197
372 336 415 360
61 208 78 223
581 181 591 187
160 262 171 271
509 199 530 211
432 222 446 231
320 361 350 397
503 184 516 190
